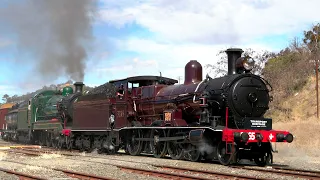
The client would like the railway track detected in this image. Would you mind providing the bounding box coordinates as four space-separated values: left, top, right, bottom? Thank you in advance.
78 154 320 180
5 148 269 180
7 147 320 180
1 159 115 180
0 167 46 180
230 166 320 180
35 148 320 180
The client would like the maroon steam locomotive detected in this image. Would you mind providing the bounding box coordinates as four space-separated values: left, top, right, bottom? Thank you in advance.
56 48 293 166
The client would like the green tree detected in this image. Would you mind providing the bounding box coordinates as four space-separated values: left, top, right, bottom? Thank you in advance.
205 48 275 78
303 23 320 53
2 94 9 102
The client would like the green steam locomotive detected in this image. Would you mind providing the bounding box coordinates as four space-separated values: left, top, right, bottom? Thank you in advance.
2 86 74 147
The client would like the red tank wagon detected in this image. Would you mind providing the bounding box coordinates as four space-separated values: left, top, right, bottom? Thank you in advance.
0 103 14 136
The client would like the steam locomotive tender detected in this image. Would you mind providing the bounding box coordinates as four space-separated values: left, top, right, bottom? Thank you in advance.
1 86 79 146
55 48 293 166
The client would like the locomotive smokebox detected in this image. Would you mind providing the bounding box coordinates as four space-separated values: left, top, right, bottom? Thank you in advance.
184 60 202 85
225 48 244 75
74 82 84 93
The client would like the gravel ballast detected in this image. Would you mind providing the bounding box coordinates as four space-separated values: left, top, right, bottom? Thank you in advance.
0 140 319 179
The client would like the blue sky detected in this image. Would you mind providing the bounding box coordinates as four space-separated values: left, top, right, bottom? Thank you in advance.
0 0 319 102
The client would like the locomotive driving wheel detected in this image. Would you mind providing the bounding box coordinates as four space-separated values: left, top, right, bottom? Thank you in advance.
217 141 237 165
184 144 202 162
126 129 143 156
151 129 167 158
167 129 184 160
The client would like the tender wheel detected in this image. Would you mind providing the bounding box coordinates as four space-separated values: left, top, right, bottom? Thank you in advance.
57 136 65 149
52 138 58 149
151 129 167 158
167 130 183 160
217 141 235 165
39 132 46 146
66 136 73 150
75 136 84 151
254 151 272 167
83 136 92 152
126 129 143 156
45 133 52 147
184 144 202 162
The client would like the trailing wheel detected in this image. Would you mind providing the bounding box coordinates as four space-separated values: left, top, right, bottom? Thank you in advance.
167 130 183 160
151 129 167 158
126 129 143 156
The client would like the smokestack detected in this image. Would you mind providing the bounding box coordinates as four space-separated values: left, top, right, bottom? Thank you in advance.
225 48 243 75
74 82 84 93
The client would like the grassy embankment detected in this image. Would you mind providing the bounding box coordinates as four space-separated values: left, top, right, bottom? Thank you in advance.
261 32 320 157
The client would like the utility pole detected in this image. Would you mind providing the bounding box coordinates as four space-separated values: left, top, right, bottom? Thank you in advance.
316 59 319 118
315 24 320 119
177 76 182 84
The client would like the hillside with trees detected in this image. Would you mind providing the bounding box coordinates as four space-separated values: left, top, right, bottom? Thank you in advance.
262 23 320 156
263 23 320 120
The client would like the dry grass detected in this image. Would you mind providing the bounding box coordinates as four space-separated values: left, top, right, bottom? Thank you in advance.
273 118 320 157
269 76 320 157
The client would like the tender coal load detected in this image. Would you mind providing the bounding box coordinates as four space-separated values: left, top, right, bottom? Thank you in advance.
78 82 117 101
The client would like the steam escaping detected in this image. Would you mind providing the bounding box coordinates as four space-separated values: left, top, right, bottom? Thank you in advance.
0 0 98 82
198 141 214 155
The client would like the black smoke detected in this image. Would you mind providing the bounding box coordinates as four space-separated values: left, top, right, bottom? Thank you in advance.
0 0 98 82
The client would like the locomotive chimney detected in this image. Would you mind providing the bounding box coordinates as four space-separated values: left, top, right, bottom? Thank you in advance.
225 48 243 75
184 60 203 85
74 82 84 93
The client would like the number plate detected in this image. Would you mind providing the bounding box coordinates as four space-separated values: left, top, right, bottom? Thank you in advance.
164 112 172 121
243 117 272 130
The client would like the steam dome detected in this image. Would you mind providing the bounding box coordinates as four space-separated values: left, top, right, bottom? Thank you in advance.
184 60 202 85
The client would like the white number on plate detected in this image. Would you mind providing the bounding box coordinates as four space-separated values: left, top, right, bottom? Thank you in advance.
248 132 255 140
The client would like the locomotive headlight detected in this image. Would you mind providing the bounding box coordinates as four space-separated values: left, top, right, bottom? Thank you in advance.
243 57 255 70
236 56 255 73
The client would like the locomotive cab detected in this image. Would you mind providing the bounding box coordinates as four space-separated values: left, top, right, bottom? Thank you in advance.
109 76 178 100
